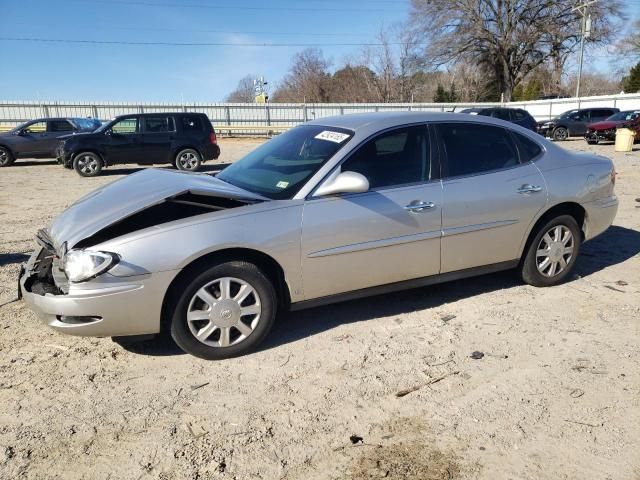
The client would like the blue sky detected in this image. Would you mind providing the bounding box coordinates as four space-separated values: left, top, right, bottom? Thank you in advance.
0 0 637 102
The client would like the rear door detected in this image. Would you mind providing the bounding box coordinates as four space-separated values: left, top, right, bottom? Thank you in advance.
140 115 175 164
45 120 75 155
300 124 442 300
104 117 143 164
435 122 547 273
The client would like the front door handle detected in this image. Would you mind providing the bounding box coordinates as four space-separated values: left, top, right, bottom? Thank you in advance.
517 184 542 194
404 201 436 213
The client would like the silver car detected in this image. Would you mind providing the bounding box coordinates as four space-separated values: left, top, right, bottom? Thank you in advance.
19 113 618 359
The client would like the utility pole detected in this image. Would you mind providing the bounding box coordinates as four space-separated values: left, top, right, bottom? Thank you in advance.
573 0 596 98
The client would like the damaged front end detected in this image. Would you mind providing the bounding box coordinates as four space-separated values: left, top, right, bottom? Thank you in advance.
18 168 269 337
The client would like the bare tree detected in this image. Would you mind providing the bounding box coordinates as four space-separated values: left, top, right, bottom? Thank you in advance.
409 0 624 100
271 48 332 103
225 75 257 103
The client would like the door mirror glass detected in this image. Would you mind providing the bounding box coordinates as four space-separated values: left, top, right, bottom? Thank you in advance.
314 171 369 197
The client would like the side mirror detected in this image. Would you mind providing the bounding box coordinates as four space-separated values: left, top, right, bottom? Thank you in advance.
15 129 25 136
314 171 369 197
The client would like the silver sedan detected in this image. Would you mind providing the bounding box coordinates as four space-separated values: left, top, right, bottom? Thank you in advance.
19 112 618 359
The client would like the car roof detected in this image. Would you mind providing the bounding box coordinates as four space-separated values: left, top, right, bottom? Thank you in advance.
113 112 206 119
305 111 520 132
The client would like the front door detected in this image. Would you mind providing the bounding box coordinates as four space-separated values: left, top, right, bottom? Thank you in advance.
104 117 143 164
301 124 442 300
434 122 547 273
140 115 175 164
16 121 49 155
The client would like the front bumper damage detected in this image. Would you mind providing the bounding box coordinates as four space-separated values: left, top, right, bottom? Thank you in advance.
19 242 176 338
585 129 616 143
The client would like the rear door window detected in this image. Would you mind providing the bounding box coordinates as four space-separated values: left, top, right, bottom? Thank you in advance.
143 116 175 133
492 109 511 121
48 120 74 132
436 123 520 178
512 132 543 162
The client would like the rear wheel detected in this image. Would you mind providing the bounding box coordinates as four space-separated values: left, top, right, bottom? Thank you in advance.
73 152 103 177
520 215 581 287
552 127 569 141
175 148 201 172
170 261 277 360
0 146 14 167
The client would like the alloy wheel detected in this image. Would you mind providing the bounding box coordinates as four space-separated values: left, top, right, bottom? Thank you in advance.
77 154 99 174
186 277 262 347
535 225 574 277
178 151 198 170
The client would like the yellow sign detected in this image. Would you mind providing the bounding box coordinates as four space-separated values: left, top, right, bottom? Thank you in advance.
255 93 268 104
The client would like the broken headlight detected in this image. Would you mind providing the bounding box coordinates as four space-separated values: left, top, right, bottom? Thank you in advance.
62 250 119 283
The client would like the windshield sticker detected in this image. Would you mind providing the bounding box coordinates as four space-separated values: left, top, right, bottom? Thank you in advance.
315 130 350 143
276 181 289 189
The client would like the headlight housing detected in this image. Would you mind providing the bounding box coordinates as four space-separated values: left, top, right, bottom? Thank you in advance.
63 250 119 283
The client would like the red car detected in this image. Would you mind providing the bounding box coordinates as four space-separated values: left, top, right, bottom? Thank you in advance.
585 110 640 144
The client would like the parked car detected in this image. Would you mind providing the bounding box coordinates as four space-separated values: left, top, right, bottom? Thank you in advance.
459 107 538 131
19 112 618 359
538 107 620 141
56 112 221 176
584 110 640 144
0 117 100 167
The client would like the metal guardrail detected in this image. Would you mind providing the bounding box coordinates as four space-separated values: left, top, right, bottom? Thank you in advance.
1 94 639 135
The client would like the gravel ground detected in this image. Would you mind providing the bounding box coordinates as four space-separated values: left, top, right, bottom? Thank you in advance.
0 137 639 480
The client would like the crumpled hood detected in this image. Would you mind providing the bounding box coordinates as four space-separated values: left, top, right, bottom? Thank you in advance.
587 120 621 131
48 168 267 251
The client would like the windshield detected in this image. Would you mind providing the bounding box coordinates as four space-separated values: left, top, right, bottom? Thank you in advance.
217 124 353 200
607 111 640 121
73 118 101 130
558 110 578 119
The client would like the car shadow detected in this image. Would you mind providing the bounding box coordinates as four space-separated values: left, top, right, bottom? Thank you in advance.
119 225 640 357
0 252 30 266
14 160 58 167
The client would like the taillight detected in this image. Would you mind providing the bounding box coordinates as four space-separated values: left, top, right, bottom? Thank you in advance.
210 131 217 144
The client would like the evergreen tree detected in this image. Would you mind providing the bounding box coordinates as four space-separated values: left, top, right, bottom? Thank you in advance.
622 62 640 93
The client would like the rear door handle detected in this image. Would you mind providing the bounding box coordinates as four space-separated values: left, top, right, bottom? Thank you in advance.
404 201 436 213
517 184 542 194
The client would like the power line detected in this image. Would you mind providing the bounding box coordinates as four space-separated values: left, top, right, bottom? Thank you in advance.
5 23 374 37
0 37 428 47
50 0 405 13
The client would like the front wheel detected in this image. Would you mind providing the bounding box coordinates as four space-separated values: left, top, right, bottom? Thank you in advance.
520 215 581 287
552 127 569 141
73 152 103 177
175 148 202 172
0 146 15 167
170 261 277 360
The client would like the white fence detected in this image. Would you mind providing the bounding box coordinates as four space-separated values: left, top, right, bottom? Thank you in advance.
1 94 639 132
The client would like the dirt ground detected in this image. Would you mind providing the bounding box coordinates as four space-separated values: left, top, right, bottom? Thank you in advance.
0 137 639 480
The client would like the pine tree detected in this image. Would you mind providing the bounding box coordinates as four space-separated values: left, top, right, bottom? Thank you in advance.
622 62 640 94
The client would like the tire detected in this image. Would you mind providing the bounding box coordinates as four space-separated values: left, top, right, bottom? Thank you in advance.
520 215 581 287
586 140 598 145
552 127 569 141
170 261 277 360
175 148 202 172
73 152 103 177
0 146 15 167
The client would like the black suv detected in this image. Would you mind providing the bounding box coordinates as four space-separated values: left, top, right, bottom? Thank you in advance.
0 117 100 167
537 107 620 141
459 107 538 132
57 112 221 177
